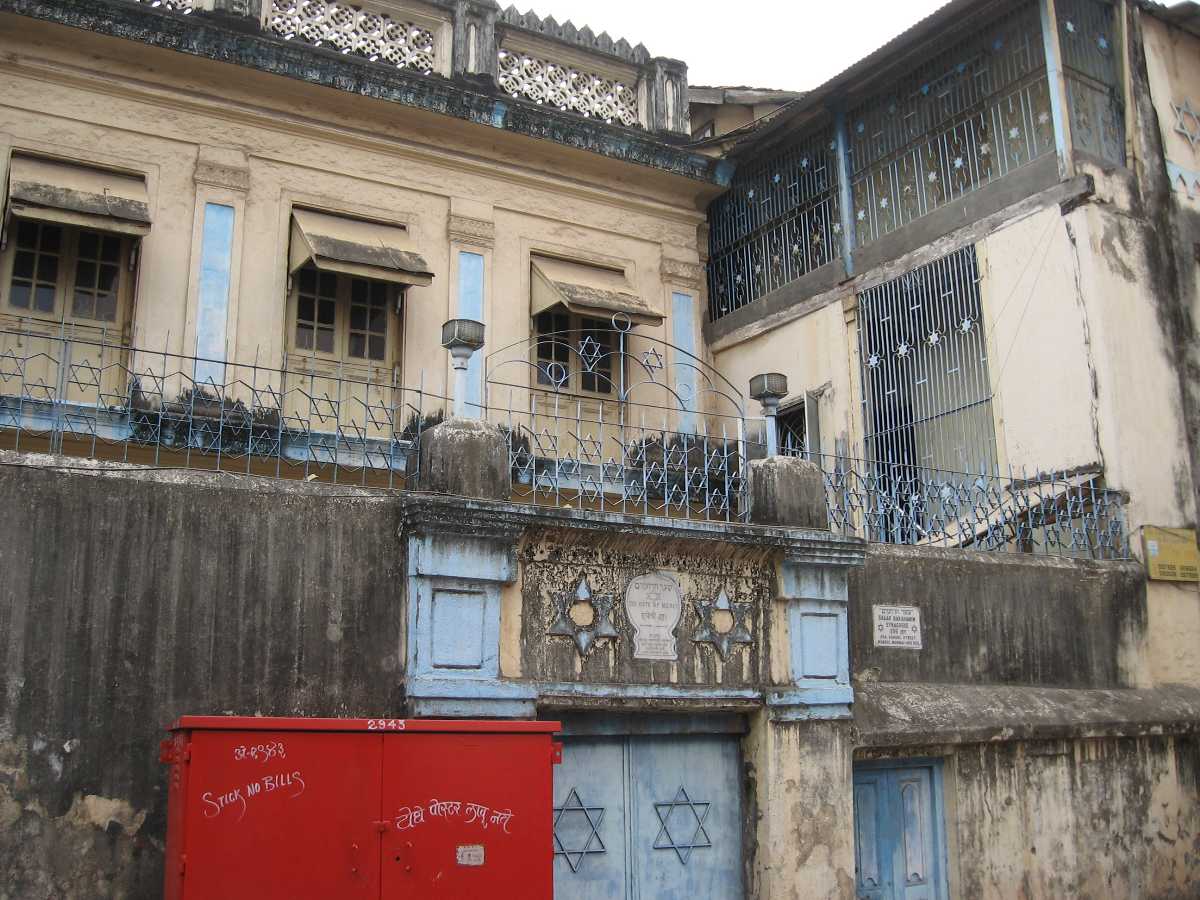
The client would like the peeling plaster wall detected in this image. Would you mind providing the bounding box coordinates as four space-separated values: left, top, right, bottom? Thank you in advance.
0 457 405 898
945 735 1200 899
747 716 856 900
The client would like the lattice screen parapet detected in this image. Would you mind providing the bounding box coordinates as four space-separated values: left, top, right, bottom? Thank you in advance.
498 49 639 128
497 5 651 65
269 0 437 74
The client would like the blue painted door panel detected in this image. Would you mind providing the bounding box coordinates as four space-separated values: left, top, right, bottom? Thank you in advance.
629 735 744 899
553 737 629 899
554 734 743 899
853 764 946 900
853 773 889 899
895 770 935 900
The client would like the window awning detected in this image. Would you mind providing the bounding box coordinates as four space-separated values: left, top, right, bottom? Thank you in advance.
289 208 433 287
6 155 152 237
531 256 663 326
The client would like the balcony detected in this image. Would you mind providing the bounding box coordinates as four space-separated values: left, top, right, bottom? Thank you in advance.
0 324 1129 558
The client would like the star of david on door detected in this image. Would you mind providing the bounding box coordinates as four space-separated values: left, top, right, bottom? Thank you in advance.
653 786 713 865
552 788 607 873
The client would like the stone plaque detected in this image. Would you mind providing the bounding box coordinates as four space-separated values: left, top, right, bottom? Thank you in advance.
625 572 684 660
873 605 922 649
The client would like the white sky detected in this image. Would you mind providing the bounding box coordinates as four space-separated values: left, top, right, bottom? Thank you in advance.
520 0 950 91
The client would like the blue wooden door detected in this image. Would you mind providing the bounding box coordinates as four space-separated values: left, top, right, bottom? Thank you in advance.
552 737 629 899
554 734 744 899
853 763 947 900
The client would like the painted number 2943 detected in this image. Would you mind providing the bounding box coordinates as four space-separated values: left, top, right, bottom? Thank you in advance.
367 719 406 731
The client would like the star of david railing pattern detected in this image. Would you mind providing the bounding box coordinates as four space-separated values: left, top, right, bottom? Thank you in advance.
484 316 761 523
0 324 440 489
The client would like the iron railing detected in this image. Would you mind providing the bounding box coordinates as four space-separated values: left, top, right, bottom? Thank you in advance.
483 316 760 522
792 451 1129 559
0 324 441 488
0 322 763 521
0 324 1131 553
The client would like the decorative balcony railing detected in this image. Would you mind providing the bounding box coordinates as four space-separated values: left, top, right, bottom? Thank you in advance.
269 0 437 74
785 450 1129 559
706 0 1126 324
1057 0 1126 166
483 316 759 522
846 2 1054 248
0 325 439 488
0 324 1131 552
0 322 761 521
707 129 841 319
497 50 639 127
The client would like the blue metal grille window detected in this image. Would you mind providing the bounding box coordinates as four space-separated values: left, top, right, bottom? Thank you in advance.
847 2 1054 248
707 130 841 320
858 245 996 479
1058 0 1126 166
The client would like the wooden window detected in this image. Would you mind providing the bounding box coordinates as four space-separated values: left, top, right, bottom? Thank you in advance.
2 220 131 328
289 264 400 367
534 308 615 396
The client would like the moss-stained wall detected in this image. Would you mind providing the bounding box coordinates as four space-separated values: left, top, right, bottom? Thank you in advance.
849 544 1149 688
948 736 1199 898
0 455 406 898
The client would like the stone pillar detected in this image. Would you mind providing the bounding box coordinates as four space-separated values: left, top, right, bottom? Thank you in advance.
749 455 828 529
411 417 511 501
400 497 535 718
451 0 500 82
747 715 858 899
640 57 690 134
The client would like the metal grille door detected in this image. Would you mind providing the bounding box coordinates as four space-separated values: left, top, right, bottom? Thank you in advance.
553 734 744 899
857 245 996 477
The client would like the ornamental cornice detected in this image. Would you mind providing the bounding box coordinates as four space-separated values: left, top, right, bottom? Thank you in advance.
447 214 496 247
661 258 704 288
193 161 250 192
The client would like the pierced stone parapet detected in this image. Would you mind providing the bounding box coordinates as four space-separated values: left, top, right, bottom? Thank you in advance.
269 0 436 74
498 5 649 65
498 49 638 128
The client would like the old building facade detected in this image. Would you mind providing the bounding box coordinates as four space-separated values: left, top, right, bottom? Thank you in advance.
0 0 1197 898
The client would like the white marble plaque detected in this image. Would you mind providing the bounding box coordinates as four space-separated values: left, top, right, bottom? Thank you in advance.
873 605 922 649
625 572 684 660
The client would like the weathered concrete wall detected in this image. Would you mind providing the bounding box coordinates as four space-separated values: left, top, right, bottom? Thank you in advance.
849 544 1149 689
747 717 856 900
0 456 405 898
949 735 1198 899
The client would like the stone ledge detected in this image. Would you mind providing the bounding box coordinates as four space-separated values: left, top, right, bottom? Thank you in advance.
854 681 1200 747
397 491 867 566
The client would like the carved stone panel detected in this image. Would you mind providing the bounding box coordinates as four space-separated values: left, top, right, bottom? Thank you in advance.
521 533 771 688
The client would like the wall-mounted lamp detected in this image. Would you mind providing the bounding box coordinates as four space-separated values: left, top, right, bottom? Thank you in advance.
750 372 789 457
442 318 486 418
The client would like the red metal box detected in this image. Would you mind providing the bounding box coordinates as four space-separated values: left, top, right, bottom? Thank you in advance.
161 716 562 899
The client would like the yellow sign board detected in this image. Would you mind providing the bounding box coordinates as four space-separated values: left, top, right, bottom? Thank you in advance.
1143 527 1200 582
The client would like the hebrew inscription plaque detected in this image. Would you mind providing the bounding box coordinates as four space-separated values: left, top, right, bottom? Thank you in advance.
625 572 683 660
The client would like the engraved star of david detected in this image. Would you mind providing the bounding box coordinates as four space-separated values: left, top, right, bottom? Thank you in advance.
692 589 754 661
547 577 618 656
553 788 606 873
653 786 712 865
1173 98 1200 150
